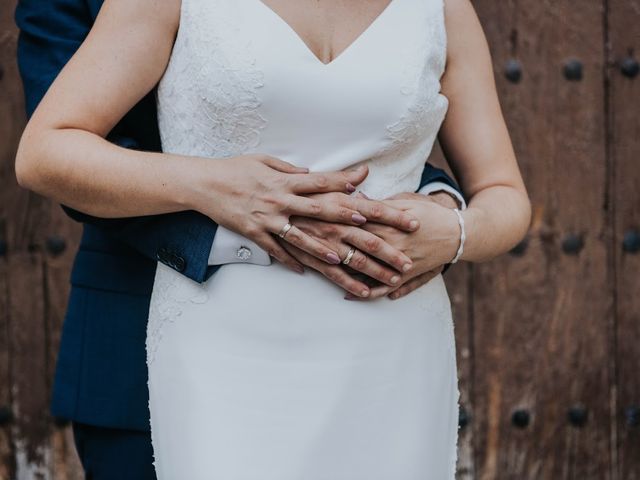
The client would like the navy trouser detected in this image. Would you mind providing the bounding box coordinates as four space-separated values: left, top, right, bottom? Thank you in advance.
72 422 157 480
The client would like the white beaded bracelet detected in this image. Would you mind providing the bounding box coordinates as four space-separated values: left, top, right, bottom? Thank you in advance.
450 208 466 264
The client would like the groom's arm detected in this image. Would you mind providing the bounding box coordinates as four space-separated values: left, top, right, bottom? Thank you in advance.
14 0 226 283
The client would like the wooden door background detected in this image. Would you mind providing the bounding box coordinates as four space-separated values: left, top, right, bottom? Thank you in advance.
0 0 638 478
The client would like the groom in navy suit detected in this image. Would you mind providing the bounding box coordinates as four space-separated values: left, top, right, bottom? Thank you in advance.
15 0 465 478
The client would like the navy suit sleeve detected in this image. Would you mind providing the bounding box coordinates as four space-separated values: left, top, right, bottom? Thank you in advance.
416 163 465 201
15 0 220 283
416 163 464 274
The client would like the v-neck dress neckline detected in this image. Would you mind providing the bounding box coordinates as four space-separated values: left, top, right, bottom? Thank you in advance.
249 0 403 68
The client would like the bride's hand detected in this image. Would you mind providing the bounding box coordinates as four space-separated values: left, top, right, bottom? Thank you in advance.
277 213 416 298
186 155 420 273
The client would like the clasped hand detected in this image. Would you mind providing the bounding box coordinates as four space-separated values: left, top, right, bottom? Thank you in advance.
280 191 461 300
191 154 420 273
192 154 459 300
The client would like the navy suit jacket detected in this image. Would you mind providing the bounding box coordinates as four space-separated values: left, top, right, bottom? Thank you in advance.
15 0 464 432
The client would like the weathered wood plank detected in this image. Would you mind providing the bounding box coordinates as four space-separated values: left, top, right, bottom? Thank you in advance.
0 258 15 480
608 0 640 478
50 427 82 480
8 252 51 479
470 0 612 478
0 0 22 478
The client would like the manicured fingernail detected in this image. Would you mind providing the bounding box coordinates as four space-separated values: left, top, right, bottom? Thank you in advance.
390 292 400 300
352 213 367 224
390 275 400 285
402 263 412 272
357 164 367 172
346 183 356 193
361 289 370 297
409 220 419 230
326 252 341 264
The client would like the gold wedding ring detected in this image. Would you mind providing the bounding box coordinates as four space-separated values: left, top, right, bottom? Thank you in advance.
342 247 357 265
277 222 293 239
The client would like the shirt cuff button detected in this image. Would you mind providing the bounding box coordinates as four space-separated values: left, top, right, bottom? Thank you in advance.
236 246 252 261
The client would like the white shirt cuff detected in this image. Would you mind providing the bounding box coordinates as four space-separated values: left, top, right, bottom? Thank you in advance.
207 226 272 266
418 181 467 210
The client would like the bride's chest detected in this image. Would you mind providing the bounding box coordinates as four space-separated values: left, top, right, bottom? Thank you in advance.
157 0 448 160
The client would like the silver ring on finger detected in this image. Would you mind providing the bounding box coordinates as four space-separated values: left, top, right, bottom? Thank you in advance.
342 247 357 265
277 222 293 239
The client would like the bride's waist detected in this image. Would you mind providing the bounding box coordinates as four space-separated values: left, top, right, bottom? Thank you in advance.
151 261 449 312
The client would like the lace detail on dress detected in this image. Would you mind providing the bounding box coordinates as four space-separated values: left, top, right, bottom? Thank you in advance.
146 263 210 365
156 0 267 159
359 0 449 200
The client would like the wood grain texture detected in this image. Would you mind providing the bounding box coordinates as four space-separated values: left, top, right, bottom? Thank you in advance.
469 0 612 478
0 262 14 480
8 253 51 479
0 2 22 479
608 0 640 478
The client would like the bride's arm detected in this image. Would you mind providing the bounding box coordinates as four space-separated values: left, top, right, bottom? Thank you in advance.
370 0 533 269
14 0 419 272
437 0 531 262
15 0 189 217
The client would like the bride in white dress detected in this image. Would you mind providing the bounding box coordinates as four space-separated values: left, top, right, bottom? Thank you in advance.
16 0 532 478
148 0 461 477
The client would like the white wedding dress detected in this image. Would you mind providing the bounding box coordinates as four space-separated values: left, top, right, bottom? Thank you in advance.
147 0 460 478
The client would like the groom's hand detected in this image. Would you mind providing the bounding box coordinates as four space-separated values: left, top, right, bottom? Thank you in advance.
357 191 461 299
383 191 459 300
